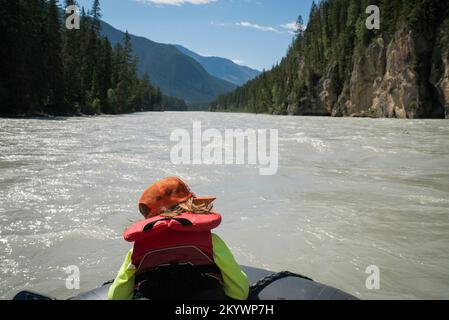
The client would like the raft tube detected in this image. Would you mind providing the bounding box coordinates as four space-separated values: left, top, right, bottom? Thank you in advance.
14 266 357 300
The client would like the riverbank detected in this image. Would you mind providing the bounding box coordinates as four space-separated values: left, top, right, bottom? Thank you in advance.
208 107 448 119
4 106 448 120
0 107 177 119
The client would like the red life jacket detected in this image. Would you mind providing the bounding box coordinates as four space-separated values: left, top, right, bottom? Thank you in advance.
123 212 222 280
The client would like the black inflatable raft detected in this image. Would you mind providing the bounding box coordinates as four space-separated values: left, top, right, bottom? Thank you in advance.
13 265 357 300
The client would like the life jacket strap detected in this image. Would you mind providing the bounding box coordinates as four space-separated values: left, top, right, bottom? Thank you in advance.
143 217 193 232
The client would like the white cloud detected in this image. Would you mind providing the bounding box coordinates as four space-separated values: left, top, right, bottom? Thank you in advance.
280 21 305 34
281 22 299 31
210 21 229 27
212 20 297 36
235 21 282 33
136 0 216 6
232 59 245 65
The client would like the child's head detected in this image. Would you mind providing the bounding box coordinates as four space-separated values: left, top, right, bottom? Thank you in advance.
138 177 216 219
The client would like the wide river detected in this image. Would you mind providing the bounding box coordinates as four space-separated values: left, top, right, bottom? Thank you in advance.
0 112 448 299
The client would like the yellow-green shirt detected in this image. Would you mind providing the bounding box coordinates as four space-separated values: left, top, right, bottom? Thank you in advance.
108 233 249 300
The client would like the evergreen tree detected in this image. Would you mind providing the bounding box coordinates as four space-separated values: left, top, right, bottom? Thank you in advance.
46 0 65 113
91 0 102 33
0 0 192 117
21 0 49 114
0 0 22 114
115 31 135 113
62 0 82 114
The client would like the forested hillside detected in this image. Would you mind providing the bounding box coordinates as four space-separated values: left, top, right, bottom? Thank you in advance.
0 0 186 117
175 45 261 86
100 22 237 105
211 0 449 119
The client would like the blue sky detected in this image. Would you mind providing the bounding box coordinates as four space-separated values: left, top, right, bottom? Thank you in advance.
71 0 314 71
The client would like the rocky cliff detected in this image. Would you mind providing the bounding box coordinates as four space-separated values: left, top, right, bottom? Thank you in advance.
439 57 449 118
212 1 449 119
306 26 448 118
433 52 449 119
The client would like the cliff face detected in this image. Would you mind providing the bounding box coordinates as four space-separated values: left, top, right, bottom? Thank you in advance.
211 1 449 119
314 27 447 118
346 38 386 117
434 55 449 118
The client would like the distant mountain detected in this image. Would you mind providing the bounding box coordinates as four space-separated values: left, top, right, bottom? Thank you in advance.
100 22 236 104
175 45 261 86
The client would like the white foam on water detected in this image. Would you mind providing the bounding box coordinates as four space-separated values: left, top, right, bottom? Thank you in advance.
1 113 449 299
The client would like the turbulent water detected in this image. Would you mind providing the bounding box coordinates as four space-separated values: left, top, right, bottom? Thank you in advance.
0 112 448 300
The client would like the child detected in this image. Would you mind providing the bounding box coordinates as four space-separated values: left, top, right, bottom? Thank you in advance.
108 177 249 300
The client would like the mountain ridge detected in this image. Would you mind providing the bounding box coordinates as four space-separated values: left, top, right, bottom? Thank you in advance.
174 45 261 86
100 21 237 104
